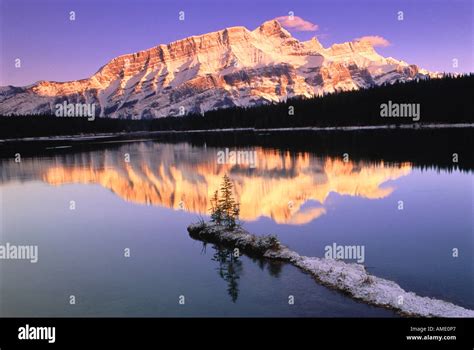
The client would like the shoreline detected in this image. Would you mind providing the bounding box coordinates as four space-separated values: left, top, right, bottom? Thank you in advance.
1 123 473 144
188 222 474 318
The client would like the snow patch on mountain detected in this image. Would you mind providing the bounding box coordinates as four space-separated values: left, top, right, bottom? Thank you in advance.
0 20 440 118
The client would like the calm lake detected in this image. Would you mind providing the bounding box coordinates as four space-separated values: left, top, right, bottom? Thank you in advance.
0 129 472 317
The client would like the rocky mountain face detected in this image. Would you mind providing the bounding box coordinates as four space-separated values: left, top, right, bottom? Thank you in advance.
0 20 437 118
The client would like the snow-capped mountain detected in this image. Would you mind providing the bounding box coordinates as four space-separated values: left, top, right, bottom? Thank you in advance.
0 19 438 118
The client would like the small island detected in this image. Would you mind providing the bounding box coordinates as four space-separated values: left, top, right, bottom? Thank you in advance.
188 174 474 318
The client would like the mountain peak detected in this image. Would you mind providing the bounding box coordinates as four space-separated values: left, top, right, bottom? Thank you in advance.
254 19 292 39
0 20 434 118
304 36 324 51
351 39 376 50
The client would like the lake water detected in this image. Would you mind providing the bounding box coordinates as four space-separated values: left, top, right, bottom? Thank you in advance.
0 132 472 317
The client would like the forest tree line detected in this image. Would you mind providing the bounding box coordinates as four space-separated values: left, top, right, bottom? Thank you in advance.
0 74 472 138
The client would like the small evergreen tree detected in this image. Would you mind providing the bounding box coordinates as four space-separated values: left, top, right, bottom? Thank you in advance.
231 203 240 230
209 190 222 224
209 174 240 230
219 174 236 229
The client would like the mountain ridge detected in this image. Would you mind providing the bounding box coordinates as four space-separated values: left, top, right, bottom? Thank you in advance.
0 19 439 119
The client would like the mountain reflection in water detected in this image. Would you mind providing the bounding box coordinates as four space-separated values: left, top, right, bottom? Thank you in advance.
0 142 411 225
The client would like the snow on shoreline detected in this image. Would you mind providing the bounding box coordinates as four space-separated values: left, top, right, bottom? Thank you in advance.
293 255 474 317
188 223 474 317
1 123 473 143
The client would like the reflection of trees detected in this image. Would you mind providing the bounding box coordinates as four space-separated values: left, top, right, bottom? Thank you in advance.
254 257 283 278
208 244 284 303
211 246 242 303
267 260 283 278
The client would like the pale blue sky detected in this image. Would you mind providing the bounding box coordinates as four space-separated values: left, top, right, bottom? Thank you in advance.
1 0 472 86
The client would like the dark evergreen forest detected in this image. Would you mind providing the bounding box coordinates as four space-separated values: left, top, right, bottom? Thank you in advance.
0 74 472 139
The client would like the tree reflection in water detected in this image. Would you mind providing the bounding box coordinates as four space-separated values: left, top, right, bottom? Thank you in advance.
211 246 242 303
206 244 283 302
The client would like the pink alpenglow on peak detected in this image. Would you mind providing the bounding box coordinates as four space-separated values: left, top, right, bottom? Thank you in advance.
0 20 439 119
255 19 293 38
